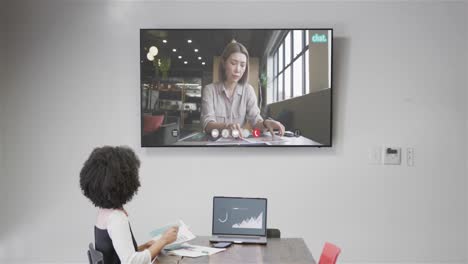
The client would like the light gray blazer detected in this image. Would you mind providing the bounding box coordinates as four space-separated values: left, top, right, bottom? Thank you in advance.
201 82 263 131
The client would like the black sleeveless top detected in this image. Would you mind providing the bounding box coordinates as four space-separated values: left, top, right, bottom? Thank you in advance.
95 224 138 264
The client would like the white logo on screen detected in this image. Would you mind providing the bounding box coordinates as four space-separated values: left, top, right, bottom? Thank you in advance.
218 212 228 223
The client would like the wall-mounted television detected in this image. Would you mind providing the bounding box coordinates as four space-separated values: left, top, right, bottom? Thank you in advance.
140 29 332 147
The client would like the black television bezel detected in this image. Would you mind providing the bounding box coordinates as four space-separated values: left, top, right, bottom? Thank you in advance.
140 28 333 148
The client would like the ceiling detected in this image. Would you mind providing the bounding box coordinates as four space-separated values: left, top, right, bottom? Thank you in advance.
140 29 277 81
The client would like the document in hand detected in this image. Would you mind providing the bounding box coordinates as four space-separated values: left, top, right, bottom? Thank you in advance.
149 220 196 250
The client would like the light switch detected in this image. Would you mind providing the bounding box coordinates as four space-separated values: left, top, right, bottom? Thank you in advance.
407 148 414 166
368 146 382 164
383 147 401 165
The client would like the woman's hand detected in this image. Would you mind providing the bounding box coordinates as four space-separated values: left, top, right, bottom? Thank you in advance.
138 240 155 251
146 226 179 259
226 123 244 138
161 226 179 245
264 119 285 137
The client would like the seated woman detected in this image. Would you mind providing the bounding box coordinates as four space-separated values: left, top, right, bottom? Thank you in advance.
201 40 285 138
80 146 178 264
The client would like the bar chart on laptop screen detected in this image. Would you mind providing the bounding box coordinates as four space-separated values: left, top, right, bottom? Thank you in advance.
213 198 266 236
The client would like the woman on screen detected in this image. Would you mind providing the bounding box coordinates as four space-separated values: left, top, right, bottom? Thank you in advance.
80 146 178 264
201 40 285 137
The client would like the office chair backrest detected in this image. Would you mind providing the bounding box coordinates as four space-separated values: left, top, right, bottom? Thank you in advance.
88 243 104 264
318 242 341 264
266 228 281 238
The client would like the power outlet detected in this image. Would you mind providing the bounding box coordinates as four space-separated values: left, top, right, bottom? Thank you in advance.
383 147 401 165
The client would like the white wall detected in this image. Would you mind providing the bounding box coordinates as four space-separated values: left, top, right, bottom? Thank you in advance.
465 2 468 258
1 0 467 263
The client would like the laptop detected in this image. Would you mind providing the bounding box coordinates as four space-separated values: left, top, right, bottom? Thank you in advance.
210 196 267 244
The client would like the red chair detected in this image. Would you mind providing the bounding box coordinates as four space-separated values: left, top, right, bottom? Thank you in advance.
318 242 341 264
143 114 165 134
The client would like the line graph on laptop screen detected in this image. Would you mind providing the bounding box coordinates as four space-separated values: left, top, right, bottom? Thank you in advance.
213 197 266 236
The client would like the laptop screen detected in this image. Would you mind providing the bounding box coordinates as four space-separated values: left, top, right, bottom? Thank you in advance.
212 197 267 236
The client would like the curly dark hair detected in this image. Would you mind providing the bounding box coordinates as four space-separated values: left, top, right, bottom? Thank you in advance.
80 146 141 209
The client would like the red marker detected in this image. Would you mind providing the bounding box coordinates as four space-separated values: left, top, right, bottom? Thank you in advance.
252 128 261 138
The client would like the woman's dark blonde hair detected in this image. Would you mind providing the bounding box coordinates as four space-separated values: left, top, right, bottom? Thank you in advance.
218 41 249 85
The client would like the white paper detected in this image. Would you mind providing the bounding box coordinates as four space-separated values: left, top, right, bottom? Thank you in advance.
150 220 196 249
166 243 226 258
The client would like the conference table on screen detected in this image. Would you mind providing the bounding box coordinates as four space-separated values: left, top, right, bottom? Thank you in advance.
174 131 321 146
155 236 316 264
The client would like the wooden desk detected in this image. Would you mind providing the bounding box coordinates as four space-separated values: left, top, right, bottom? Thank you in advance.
156 236 316 264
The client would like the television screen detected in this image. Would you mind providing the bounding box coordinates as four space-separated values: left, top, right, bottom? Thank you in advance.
140 29 332 147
